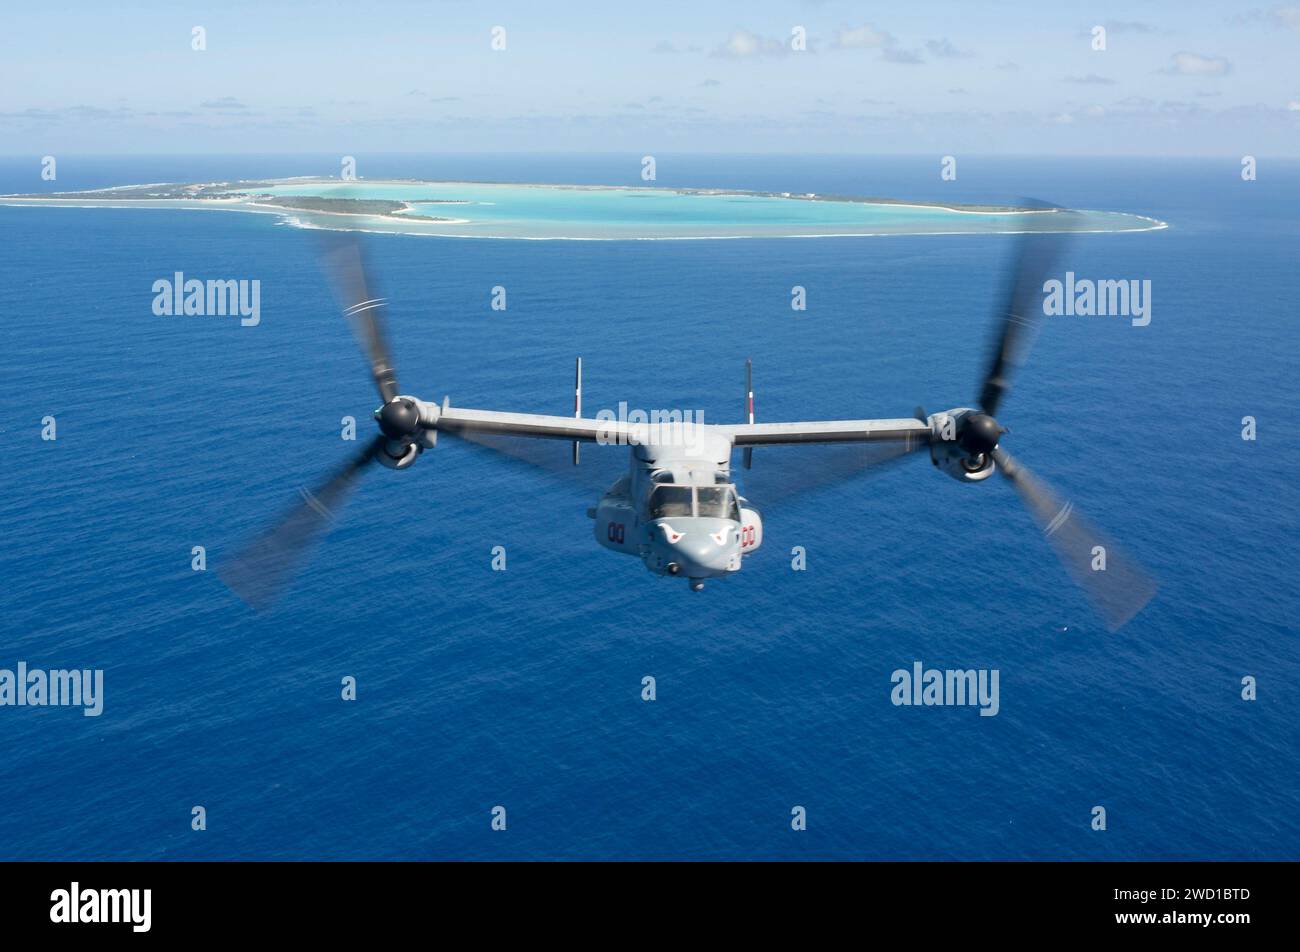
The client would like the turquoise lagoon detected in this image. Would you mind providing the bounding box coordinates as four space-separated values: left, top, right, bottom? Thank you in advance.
4 178 1166 240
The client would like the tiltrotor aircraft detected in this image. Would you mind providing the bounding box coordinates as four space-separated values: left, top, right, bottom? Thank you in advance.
222 226 1156 630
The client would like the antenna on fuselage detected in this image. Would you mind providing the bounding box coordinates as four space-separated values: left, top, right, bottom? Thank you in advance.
573 356 582 466
743 358 754 470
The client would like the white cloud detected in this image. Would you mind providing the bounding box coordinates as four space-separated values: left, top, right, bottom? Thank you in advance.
833 25 892 49
831 23 924 63
1272 6 1300 33
882 47 924 64
713 29 786 58
925 38 973 59
1163 52 1231 76
1231 6 1300 33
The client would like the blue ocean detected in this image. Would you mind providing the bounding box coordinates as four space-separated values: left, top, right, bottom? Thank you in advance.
0 153 1296 860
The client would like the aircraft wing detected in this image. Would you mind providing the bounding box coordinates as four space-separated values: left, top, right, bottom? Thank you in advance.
434 406 932 449
433 405 638 444
430 406 933 495
722 418 932 448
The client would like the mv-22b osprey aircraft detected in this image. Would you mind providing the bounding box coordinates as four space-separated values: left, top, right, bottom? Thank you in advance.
221 226 1156 630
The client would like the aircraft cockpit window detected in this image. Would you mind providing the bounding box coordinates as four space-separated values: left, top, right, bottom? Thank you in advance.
651 471 675 484
696 486 741 522
649 485 694 519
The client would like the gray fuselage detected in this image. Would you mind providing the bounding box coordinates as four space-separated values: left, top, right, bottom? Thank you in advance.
589 429 763 591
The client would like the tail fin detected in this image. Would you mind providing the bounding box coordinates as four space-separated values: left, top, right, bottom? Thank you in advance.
743 358 754 470
572 357 582 466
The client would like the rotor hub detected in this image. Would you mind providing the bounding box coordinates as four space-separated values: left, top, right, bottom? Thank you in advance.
959 412 1002 456
377 397 421 441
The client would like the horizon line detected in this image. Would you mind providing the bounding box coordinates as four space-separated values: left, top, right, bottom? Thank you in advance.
2 151 1299 161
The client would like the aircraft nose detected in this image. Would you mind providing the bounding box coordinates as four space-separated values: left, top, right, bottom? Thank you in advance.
678 537 730 570
652 520 741 577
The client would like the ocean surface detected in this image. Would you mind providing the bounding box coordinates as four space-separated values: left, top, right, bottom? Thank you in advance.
0 153 1296 860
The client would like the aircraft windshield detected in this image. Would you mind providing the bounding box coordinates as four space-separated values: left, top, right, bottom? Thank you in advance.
696 486 741 521
649 485 694 519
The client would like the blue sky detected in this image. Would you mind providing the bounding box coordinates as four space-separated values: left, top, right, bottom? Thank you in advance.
2 0 1298 154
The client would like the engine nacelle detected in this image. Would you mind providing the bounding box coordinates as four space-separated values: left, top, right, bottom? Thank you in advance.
376 440 421 470
927 410 997 483
739 504 763 554
593 495 639 555
932 444 996 483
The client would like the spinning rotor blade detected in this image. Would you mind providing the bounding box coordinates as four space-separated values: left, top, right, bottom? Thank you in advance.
978 205 1072 417
992 447 1156 631
220 434 384 610
737 438 928 507
447 429 626 496
315 231 399 404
